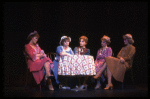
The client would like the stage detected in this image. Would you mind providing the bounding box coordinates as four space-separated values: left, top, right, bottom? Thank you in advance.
3 84 147 97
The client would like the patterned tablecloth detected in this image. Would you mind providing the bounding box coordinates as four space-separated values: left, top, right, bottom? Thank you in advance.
58 55 96 76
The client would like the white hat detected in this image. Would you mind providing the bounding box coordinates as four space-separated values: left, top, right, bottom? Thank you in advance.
59 36 71 45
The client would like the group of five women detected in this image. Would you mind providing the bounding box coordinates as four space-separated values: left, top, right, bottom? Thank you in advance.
25 31 136 91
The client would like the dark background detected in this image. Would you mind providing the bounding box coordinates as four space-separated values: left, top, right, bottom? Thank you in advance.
3 2 148 87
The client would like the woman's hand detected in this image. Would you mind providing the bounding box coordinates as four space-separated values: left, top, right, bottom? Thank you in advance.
120 57 125 63
60 51 70 56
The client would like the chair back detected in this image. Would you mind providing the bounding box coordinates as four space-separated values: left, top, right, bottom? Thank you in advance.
23 51 32 66
47 52 56 61
129 53 136 70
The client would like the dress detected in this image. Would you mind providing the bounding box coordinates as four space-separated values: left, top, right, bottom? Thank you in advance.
53 46 74 84
105 45 136 82
95 47 112 73
25 44 54 84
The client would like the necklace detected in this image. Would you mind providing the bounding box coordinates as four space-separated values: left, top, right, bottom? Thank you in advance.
99 47 107 55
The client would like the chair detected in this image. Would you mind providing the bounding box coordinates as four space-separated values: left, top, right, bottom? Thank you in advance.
122 54 135 89
46 52 56 61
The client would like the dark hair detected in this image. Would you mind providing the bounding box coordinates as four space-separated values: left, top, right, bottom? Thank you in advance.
27 32 40 43
60 38 70 46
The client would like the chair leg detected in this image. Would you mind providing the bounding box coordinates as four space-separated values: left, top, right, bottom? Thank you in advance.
25 69 29 87
40 84 41 90
122 82 124 90
130 69 134 85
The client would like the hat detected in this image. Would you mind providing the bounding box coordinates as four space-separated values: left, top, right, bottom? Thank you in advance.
123 34 133 39
101 35 111 43
123 34 134 44
59 36 71 45
27 31 38 38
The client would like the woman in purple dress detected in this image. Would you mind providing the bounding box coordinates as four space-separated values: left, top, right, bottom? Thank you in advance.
94 35 112 89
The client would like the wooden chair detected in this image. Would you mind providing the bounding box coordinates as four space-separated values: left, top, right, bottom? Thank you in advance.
46 52 56 61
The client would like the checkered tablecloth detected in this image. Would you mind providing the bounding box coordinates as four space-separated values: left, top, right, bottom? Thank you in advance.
58 55 96 76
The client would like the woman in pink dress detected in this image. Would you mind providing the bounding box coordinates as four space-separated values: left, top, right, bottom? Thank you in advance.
94 35 112 89
24 31 54 90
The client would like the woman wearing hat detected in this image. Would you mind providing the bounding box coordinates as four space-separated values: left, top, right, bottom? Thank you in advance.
25 31 54 90
93 35 112 89
53 36 74 88
94 34 136 90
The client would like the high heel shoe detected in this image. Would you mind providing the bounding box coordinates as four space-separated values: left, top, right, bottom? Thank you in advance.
79 84 88 90
46 76 54 91
93 74 101 79
95 84 101 89
104 84 113 90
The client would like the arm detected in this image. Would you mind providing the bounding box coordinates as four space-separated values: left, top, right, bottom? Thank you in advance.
56 46 69 56
122 46 136 61
106 47 112 57
25 45 37 61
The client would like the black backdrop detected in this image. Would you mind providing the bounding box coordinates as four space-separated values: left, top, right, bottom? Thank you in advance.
3 2 148 87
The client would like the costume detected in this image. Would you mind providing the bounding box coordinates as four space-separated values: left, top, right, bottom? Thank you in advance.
53 46 74 84
95 47 112 73
25 44 54 84
105 45 136 82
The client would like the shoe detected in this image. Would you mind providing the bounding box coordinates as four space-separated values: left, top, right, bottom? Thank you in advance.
48 85 54 91
47 77 54 91
79 84 87 90
61 86 71 90
59 85 70 90
104 84 113 90
71 86 79 92
95 84 101 89
93 74 101 79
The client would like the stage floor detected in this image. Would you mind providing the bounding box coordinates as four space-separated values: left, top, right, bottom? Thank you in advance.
3 84 148 97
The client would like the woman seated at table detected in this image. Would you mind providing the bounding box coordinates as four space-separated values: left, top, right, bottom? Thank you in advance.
93 35 112 89
93 34 136 90
53 36 74 89
74 36 90 55
25 31 54 90
73 36 90 90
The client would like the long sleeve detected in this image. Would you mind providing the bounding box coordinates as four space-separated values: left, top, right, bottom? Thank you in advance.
25 44 36 61
122 46 136 61
56 46 63 55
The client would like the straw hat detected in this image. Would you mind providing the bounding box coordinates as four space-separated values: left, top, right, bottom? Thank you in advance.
59 36 71 45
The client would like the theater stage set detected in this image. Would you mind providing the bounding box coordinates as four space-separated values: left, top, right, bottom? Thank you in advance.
3 2 148 97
